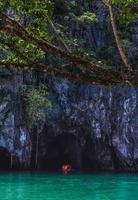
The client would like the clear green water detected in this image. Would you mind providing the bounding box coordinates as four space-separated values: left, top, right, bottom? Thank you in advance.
0 172 138 200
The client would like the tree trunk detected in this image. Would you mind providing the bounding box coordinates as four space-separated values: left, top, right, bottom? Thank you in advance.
106 1 133 72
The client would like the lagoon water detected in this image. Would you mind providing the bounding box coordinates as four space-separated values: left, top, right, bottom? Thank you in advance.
0 172 138 200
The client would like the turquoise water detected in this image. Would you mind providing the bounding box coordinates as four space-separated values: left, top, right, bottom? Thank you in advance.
0 172 138 200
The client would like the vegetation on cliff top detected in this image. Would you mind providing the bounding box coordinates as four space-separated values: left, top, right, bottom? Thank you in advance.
0 0 138 85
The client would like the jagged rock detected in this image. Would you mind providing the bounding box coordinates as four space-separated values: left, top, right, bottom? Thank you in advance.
40 80 138 172
0 69 31 169
0 70 138 171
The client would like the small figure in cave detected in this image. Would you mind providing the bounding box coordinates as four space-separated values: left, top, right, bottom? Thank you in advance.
62 164 71 174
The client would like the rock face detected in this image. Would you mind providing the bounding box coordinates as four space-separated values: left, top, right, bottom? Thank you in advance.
39 80 138 172
0 69 31 169
0 70 138 172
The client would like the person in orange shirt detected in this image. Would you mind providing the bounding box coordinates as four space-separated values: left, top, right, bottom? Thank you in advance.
62 164 71 174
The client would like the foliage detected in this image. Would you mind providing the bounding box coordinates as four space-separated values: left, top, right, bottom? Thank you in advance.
0 0 54 63
0 0 138 85
51 0 76 15
0 0 137 67
21 85 51 126
77 12 98 23
111 0 138 24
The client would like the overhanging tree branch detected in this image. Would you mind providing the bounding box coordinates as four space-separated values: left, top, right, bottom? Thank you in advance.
0 11 114 73
0 24 124 80
0 60 137 85
0 61 121 85
0 11 138 86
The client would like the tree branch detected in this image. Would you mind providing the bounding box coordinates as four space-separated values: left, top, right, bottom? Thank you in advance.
0 11 137 86
44 11 71 53
0 11 115 74
0 61 118 85
103 0 133 72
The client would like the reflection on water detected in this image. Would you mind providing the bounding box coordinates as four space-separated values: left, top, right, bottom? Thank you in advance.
0 172 138 200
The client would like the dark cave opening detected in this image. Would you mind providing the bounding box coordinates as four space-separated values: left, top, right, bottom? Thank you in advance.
40 133 82 171
0 147 11 170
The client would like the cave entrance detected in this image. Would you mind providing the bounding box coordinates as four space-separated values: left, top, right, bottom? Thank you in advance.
41 134 82 171
0 147 11 170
